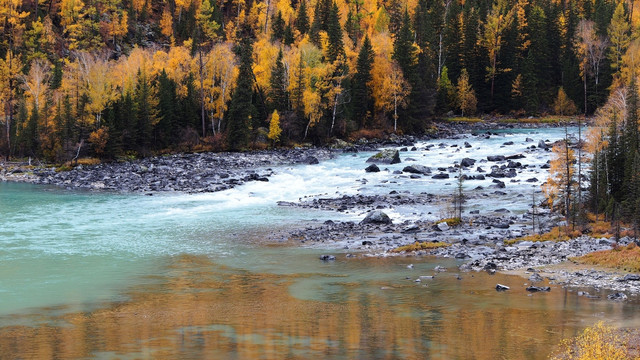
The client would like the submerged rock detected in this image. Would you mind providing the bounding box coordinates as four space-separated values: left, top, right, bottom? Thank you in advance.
403 165 431 175
608 292 628 301
319 255 336 261
366 149 401 164
496 284 510 291
361 210 393 225
526 286 550 292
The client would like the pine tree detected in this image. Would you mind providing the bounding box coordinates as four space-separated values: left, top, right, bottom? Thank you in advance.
271 11 285 42
269 49 289 112
622 77 639 217
227 35 256 151
283 24 294 46
134 68 157 152
295 0 309 35
352 35 374 128
157 69 178 148
326 2 345 63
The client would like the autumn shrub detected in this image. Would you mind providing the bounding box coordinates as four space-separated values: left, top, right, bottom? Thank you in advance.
391 241 451 253
505 226 580 245
573 243 640 272
549 322 637 360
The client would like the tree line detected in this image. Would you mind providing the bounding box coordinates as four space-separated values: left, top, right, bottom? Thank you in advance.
0 0 638 160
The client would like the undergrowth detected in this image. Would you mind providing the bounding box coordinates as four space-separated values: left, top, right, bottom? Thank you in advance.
391 241 451 253
505 226 580 245
572 243 640 273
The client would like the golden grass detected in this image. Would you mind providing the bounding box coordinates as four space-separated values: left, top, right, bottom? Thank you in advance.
549 322 637 360
573 243 640 273
505 226 580 245
390 241 451 253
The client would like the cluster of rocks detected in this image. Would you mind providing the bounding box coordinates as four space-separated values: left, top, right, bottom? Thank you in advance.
19 148 333 193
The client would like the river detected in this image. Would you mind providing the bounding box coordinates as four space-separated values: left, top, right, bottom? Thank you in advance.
1 126 638 359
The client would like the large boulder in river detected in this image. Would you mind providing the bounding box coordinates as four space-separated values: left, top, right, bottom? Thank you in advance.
366 149 401 164
403 165 431 175
360 210 393 225
538 140 548 149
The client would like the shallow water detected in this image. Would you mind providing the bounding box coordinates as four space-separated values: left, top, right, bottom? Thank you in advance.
1 127 638 359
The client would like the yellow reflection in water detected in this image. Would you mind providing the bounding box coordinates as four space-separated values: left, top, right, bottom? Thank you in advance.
0 255 626 359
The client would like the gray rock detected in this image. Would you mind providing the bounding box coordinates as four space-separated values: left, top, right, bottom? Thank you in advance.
464 142 472 148
437 222 450 231
403 165 432 175
529 273 543 282
496 284 510 291
460 158 476 167
360 210 393 225
319 255 336 261
608 292 628 301
365 164 380 173
366 149 401 164
622 274 640 282
538 140 548 149
303 156 320 165
487 155 506 162
432 173 450 179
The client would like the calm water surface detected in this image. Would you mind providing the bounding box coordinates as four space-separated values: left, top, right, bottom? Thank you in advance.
1 127 639 359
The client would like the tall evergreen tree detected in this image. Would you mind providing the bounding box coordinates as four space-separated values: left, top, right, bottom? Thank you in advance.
352 35 374 128
326 2 345 63
269 49 289 112
271 11 286 42
157 69 178 148
295 0 310 35
227 34 256 150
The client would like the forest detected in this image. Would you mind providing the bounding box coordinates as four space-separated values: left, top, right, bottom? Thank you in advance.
0 0 638 161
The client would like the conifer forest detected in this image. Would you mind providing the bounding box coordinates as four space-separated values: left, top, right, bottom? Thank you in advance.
2 0 640 222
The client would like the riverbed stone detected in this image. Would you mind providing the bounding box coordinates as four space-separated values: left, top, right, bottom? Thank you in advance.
361 210 393 225
365 164 380 173
366 149 401 164
403 165 431 175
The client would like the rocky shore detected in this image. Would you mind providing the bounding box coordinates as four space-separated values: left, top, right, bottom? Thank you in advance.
1 148 334 193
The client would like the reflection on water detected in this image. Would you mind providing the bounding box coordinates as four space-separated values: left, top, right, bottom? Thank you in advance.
1 255 637 359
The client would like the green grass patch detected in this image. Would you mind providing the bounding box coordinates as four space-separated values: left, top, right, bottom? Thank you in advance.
391 241 451 253
572 243 640 272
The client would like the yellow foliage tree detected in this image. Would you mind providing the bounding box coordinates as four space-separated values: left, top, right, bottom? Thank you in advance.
268 109 282 144
553 87 577 116
371 54 409 132
456 69 477 117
